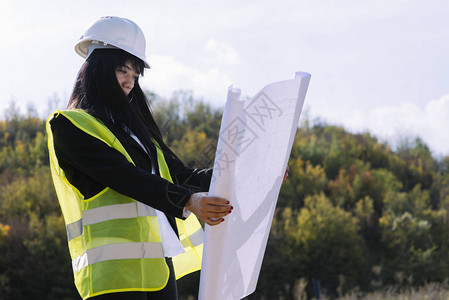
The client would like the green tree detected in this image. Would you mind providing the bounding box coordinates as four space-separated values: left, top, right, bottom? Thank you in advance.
379 211 438 285
292 193 367 295
279 156 327 209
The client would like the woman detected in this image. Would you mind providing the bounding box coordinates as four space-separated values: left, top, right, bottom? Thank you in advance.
47 16 231 300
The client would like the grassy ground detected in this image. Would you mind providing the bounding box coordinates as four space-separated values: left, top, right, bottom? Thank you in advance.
180 279 449 299
294 281 449 300
337 283 449 300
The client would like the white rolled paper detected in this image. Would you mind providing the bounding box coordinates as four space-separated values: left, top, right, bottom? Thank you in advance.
199 72 311 300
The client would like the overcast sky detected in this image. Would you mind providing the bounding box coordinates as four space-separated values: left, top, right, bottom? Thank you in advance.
1 0 448 156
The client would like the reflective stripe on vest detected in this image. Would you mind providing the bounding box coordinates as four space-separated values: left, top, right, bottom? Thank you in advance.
183 227 203 248
66 202 158 241
72 242 165 274
47 109 204 299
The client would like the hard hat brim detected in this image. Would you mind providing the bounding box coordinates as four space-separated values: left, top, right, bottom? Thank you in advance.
75 38 151 69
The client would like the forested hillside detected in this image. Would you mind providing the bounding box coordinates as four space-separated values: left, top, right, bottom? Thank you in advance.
1 91 448 300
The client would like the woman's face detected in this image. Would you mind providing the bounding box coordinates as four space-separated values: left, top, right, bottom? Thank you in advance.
115 61 140 96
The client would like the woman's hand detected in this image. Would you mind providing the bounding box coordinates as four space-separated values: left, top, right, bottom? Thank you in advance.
282 166 289 184
186 192 232 226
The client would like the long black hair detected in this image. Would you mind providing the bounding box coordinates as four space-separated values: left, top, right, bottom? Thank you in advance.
68 48 180 166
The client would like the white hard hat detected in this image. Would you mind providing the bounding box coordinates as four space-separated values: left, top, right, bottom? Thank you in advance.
75 16 150 68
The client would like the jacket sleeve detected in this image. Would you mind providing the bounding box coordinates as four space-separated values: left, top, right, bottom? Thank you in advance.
165 155 213 194
49 114 192 219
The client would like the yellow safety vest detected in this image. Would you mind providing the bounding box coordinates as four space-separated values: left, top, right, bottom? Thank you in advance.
46 109 203 299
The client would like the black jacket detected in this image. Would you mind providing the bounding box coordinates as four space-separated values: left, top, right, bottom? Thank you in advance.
49 113 212 235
